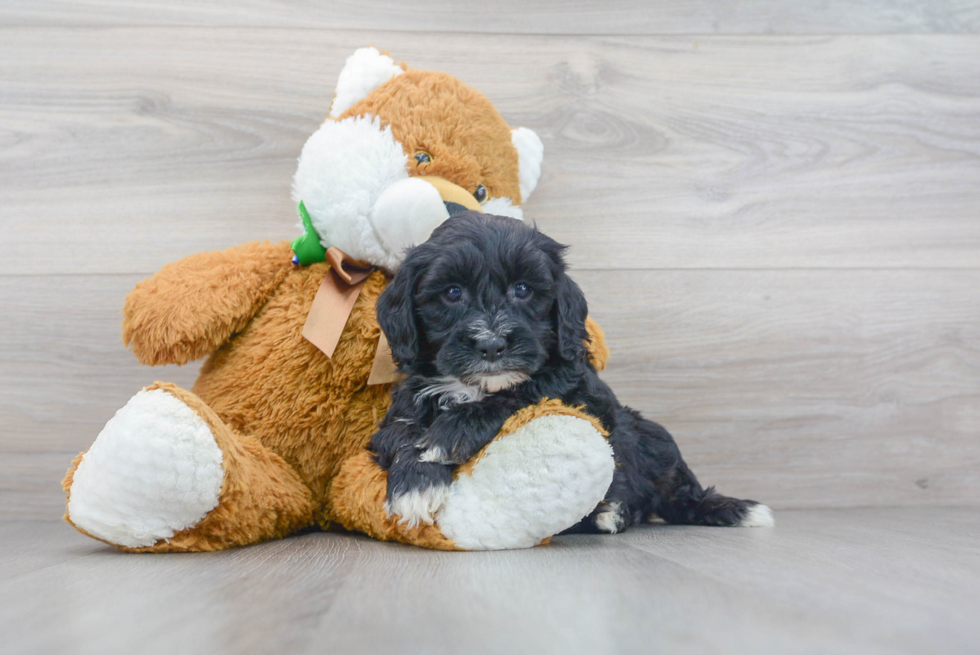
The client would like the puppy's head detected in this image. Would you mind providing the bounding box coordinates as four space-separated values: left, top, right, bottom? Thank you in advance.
376 212 589 391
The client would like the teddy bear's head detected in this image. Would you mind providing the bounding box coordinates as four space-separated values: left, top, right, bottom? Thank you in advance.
292 47 543 271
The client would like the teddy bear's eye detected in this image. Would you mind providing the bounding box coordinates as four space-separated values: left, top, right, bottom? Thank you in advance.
473 184 488 204
414 151 432 165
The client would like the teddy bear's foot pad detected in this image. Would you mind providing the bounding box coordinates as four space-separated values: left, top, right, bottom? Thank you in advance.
436 414 614 550
67 388 224 548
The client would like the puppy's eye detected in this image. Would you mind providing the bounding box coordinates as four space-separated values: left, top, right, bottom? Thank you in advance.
444 285 463 303
513 283 532 300
473 184 488 204
414 151 432 165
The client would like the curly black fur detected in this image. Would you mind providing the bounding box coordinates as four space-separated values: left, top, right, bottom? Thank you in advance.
371 212 769 532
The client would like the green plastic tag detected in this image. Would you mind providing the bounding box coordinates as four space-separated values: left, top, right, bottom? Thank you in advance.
290 201 327 266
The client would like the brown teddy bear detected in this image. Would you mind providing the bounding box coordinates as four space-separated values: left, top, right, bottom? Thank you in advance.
62 47 615 552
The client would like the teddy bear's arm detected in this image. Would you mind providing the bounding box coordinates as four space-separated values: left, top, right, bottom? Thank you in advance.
328 398 614 551
585 317 610 371
122 241 294 366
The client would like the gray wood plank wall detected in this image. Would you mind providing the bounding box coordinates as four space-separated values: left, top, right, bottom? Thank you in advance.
2 2 978 519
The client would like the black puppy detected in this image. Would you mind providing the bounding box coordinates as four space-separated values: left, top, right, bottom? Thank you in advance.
371 212 773 532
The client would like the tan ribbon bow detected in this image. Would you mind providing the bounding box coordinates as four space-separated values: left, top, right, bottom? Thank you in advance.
301 247 400 385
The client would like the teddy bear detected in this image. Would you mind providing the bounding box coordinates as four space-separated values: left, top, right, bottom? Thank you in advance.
62 47 616 552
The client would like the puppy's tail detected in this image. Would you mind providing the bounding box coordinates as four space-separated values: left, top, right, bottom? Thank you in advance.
655 462 774 528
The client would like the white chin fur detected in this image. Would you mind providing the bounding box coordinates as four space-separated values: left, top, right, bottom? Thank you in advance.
67 389 224 548
739 504 775 527
385 485 450 528
475 371 529 393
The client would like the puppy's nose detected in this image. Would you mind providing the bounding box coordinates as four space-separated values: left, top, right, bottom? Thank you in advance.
476 336 507 362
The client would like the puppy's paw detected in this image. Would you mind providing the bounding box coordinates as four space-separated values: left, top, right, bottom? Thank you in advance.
414 429 462 464
417 445 455 465
593 501 627 534
414 418 486 465
384 456 454 528
385 485 450 528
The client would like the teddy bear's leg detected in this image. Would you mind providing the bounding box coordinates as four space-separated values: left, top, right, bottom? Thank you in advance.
63 382 315 552
328 400 615 551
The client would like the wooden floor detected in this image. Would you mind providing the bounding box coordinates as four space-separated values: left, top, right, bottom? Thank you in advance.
2 1 979 520
3 508 979 654
2 3 980 653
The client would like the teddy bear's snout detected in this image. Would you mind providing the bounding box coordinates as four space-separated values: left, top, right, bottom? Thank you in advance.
368 175 484 265
417 175 483 215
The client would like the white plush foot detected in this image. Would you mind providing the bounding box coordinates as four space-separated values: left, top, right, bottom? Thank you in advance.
67 388 225 548
435 415 615 550
739 503 775 527
385 485 450 528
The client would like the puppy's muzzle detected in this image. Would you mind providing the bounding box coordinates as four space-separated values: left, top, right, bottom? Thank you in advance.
474 336 507 363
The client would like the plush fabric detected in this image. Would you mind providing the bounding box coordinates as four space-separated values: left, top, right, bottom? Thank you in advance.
64 252 612 551
338 67 525 206
62 47 615 552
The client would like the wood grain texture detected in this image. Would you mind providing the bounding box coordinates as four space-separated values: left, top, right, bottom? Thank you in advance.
3 509 980 654
2 11 979 524
3 0 980 34
0 274 200 520
576 269 980 510
2 30 980 274
2 7 979 653
2 268 977 518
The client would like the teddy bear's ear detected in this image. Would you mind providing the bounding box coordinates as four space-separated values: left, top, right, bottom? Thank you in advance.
329 47 405 119
511 127 544 203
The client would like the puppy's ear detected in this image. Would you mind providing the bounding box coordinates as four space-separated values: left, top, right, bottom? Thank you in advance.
535 230 589 362
376 247 427 367
553 272 590 362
